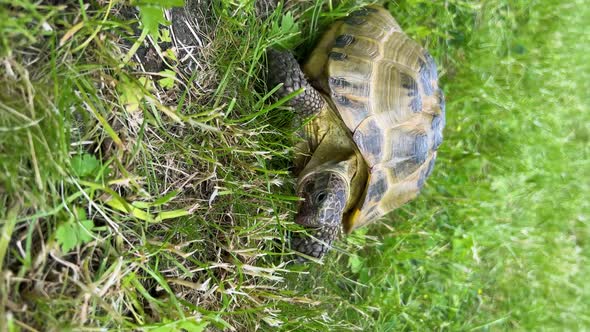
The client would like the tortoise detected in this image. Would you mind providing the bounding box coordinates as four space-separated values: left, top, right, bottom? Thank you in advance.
266 5 445 259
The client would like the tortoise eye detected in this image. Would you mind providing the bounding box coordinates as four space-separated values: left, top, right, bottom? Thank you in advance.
315 192 327 204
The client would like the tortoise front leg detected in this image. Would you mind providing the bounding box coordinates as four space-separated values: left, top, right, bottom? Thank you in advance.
266 49 326 118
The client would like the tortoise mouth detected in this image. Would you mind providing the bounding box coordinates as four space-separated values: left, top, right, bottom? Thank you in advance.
294 213 319 228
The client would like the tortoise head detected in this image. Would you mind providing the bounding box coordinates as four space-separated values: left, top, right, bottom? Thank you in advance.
291 170 349 259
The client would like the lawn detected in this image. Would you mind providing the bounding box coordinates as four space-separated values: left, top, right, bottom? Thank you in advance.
1 0 588 331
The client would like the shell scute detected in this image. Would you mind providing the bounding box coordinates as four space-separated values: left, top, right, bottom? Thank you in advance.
329 76 370 98
351 7 378 16
329 51 347 61
335 34 355 47
369 62 423 124
352 118 384 166
344 15 366 25
366 174 387 203
418 155 437 189
431 114 444 150
334 36 380 60
386 128 429 178
419 52 439 96
400 72 422 113
431 89 446 150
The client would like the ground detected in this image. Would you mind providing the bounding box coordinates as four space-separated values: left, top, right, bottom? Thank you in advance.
0 0 588 331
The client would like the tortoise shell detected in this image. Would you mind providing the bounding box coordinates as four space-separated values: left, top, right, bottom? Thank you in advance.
303 6 445 232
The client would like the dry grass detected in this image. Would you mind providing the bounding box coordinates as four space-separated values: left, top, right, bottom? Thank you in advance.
1 0 589 331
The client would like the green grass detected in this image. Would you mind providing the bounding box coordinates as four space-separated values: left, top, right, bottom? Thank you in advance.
1 0 588 331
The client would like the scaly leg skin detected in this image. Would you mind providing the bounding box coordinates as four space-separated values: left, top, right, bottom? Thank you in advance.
266 49 325 118
291 224 340 261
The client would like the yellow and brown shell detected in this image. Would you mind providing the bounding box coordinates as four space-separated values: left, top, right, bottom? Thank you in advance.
304 6 446 232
